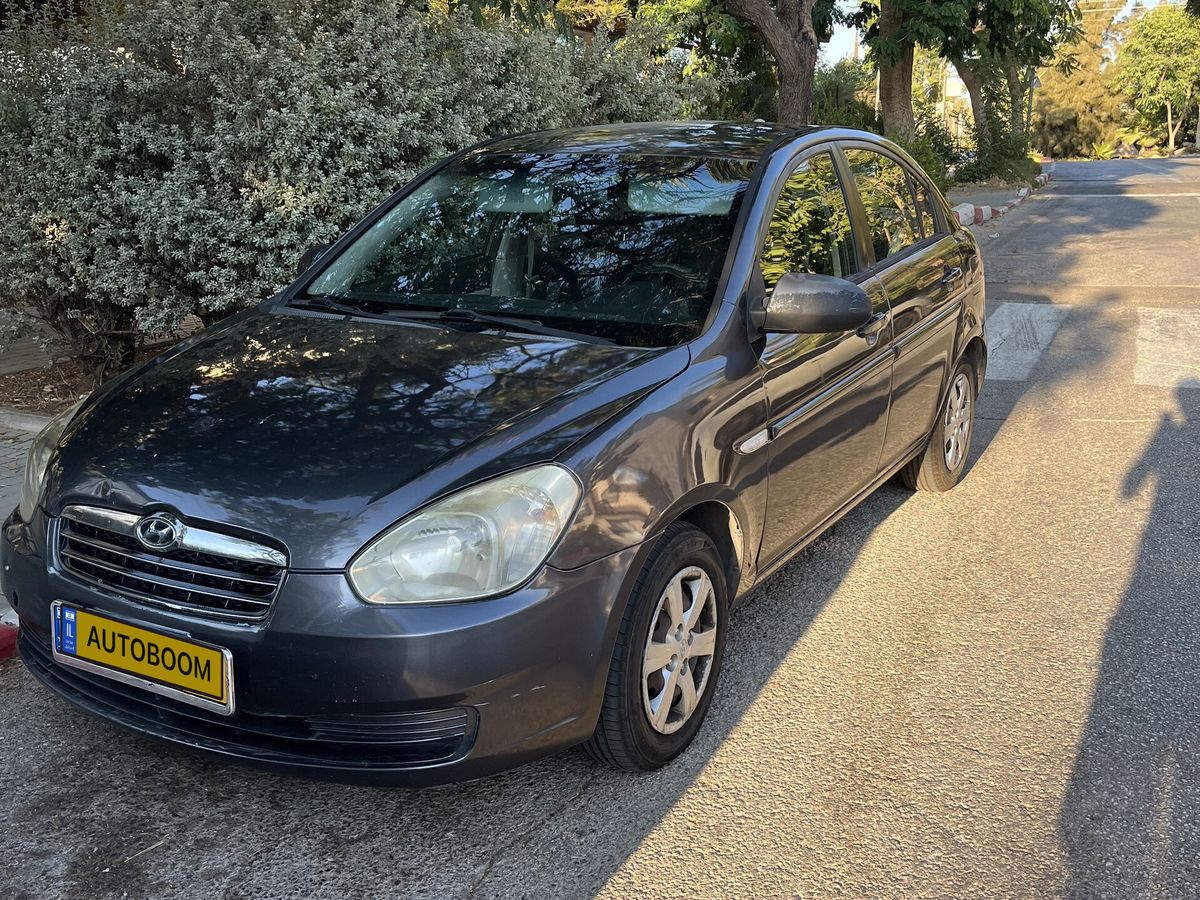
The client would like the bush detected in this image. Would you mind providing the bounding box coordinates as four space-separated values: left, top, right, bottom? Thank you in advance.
0 0 707 376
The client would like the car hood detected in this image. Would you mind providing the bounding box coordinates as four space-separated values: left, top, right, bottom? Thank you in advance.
48 307 686 568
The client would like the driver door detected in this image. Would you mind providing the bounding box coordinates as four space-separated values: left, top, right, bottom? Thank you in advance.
755 148 894 570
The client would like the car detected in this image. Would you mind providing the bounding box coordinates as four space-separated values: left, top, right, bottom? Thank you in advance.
2 121 985 786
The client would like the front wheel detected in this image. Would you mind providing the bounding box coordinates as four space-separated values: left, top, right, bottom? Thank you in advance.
901 359 977 492
582 522 728 771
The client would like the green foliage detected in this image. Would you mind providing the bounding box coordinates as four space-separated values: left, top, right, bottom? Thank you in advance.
1114 5 1200 151
811 58 881 132
1090 139 1115 160
0 0 705 375
892 133 953 192
1115 127 1158 151
1031 13 1123 159
638 0 777 119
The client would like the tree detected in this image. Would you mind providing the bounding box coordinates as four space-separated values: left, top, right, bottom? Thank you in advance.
938 0 1079 161
1031 10 1123 158
848 0 970 140
637 0 781 120
848 0 1077 151
1116 5 1200 153
720 0 834 123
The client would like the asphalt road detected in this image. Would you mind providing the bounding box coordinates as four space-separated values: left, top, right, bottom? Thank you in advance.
3 157 1200 899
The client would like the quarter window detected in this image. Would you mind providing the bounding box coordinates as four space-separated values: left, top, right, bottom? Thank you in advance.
759 151 856 292
913 179 940 238
845 149 921 262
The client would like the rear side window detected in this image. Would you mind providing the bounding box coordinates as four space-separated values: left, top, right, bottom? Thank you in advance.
844 148 921 263
759 151 856 292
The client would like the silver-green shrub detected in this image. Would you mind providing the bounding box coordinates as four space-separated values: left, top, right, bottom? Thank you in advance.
0 1 708 376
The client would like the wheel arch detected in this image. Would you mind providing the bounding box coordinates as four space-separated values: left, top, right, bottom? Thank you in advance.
672 499 746 602
962 333 987 390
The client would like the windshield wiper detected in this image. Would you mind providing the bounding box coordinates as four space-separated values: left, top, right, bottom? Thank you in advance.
434 308 613 345
291 294 410 323
292 296 610 344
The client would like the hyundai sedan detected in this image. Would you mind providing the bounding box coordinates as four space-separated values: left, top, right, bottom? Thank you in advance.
3 122 985 785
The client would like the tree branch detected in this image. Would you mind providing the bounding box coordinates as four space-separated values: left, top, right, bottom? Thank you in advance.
724 0 801 59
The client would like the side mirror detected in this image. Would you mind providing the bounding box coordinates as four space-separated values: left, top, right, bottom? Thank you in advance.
297 243 331 277
755 273 872 334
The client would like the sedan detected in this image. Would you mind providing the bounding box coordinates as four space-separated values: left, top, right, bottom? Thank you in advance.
2 122 985 785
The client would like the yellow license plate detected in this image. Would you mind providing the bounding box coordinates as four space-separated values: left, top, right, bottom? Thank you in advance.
51 601 234 714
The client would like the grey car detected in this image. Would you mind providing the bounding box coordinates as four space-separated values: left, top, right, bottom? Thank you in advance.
3 122 985 785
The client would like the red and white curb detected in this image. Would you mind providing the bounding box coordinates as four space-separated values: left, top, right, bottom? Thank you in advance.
0 604 16 661
951 171 1053 228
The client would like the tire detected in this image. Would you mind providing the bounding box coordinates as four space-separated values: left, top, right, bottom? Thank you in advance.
901 358 978 492
583 522 729 772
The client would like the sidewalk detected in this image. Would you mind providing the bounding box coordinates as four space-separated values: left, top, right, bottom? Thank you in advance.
0 334 52 376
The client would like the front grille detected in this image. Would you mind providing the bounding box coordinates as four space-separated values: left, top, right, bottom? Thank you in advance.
55 508 286 622
21 631 477 770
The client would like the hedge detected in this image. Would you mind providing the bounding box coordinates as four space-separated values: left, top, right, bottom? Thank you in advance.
0 0 709 376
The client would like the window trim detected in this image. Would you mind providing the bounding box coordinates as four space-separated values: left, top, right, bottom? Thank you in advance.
835 140 950 277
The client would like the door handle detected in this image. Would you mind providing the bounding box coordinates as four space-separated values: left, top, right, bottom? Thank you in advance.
941 265 964 285
856 311 889 339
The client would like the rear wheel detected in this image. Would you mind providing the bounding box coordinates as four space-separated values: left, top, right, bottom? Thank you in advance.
583 522 728 771
901 359 977 492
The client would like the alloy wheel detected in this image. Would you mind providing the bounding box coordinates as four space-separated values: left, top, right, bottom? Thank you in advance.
641 565 719 735
943 372 974 470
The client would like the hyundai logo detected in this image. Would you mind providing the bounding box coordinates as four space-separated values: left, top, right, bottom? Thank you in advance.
135 513 183 552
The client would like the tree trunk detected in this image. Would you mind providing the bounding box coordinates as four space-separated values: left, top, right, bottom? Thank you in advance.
723 0 819 125
1005 62 1024 137
1167 100 1175 153
1027 73 1036 135
774 33 819 124
877 0 914 140
953 57 990 159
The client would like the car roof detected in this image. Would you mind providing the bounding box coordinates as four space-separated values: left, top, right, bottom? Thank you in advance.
477 121 842 161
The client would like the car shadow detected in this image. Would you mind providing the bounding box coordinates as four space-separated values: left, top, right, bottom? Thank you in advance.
1059 379 1200 896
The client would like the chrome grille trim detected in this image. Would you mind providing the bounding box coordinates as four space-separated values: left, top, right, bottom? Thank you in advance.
55 506 287 622
61 505 287 568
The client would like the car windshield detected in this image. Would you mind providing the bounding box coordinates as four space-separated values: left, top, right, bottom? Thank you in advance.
304 151 757 346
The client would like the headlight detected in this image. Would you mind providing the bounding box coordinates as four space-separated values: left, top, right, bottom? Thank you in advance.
19 398 86 522
348 464 581 604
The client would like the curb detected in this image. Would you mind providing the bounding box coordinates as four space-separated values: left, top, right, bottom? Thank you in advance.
0 599 16 662
951 170 1054 228
0 618 15 662
0 407 51 433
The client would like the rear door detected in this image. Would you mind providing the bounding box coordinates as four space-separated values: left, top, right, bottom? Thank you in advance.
842 145 964 466
754 147 893 570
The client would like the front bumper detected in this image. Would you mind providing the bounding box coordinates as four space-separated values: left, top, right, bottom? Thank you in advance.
3 507 641 786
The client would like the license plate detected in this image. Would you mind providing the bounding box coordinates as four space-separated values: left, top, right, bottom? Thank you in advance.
51 601 234 715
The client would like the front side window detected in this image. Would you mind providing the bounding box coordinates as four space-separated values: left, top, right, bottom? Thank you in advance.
845 148 921 263
759 151 856 292
305 152 756 347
